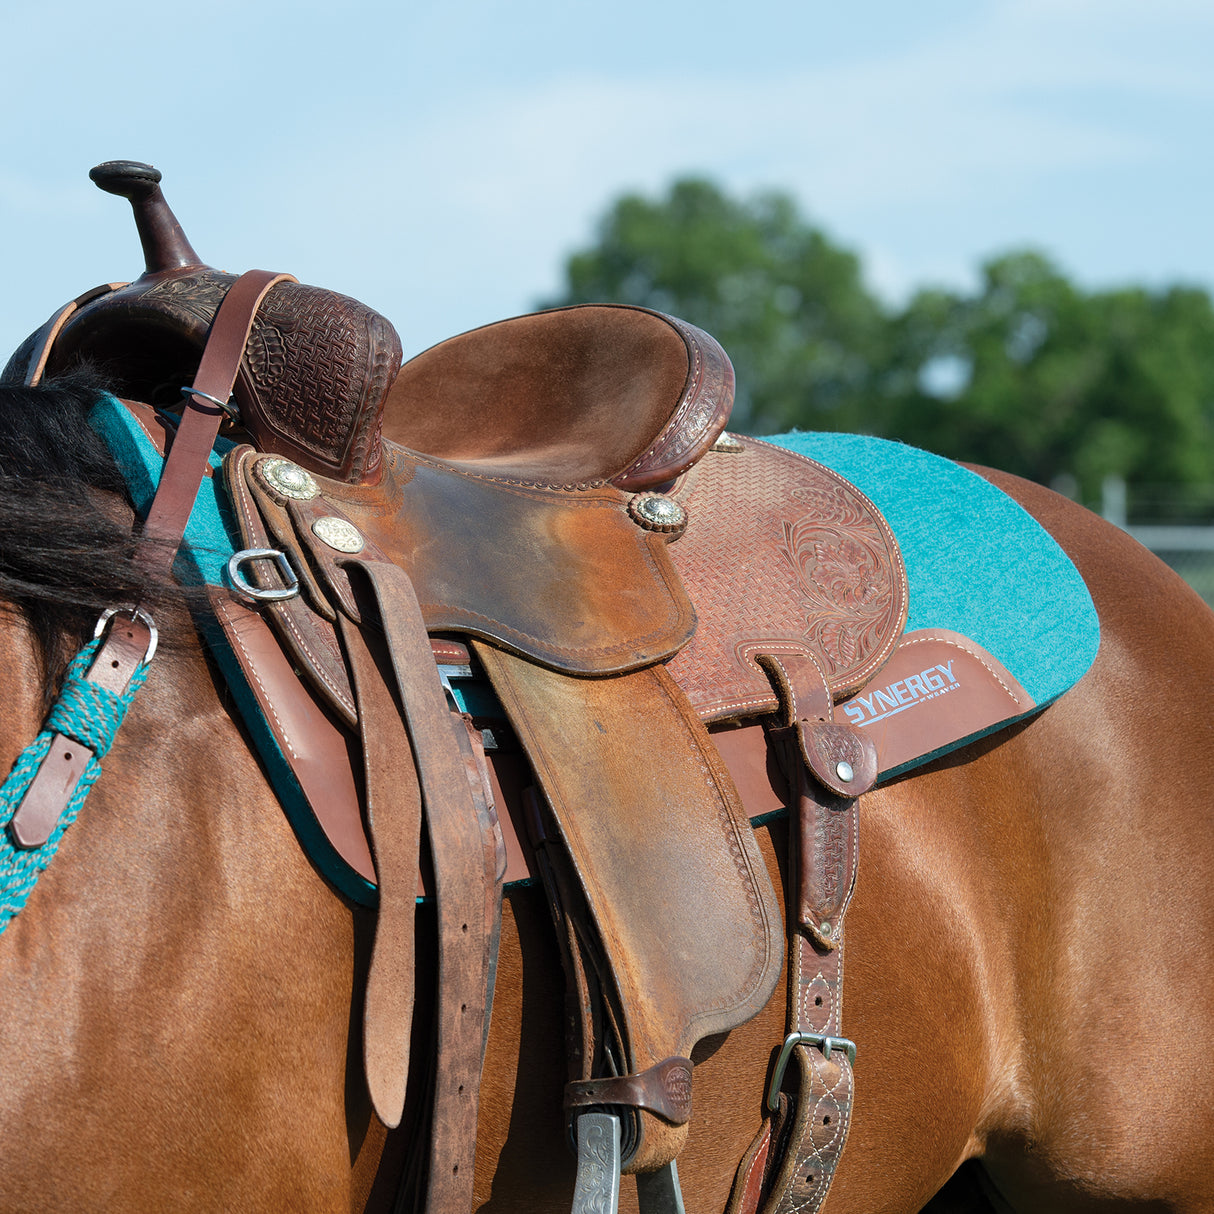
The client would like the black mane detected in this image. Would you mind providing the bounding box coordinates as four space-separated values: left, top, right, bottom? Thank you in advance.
0 372 152 683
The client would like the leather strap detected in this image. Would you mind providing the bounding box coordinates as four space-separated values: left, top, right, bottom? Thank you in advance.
8 615 153 847
139 269 295 575
756 934 854 1214
340 613 425 1129
565 1057 695 1126
343 558 500 1210
727 657 862 1214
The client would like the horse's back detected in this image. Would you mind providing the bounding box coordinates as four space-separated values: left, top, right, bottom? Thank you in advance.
961 471 1214 1209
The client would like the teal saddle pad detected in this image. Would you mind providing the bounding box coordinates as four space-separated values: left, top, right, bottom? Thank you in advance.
769 431 1100 772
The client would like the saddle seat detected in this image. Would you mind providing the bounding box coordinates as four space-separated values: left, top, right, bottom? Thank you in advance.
381 303 735 490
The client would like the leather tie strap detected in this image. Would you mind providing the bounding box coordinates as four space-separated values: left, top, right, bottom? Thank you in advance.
339 613 425 1130
343 557 500 1211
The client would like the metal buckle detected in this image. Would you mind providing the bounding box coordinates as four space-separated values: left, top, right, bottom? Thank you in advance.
180 384 240 422
437 663 472 713
766 1032 857 1111
94 605 159 665
227 549 300 602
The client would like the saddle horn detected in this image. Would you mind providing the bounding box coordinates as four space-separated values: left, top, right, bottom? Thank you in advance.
2 161 402 483
89 161 204 276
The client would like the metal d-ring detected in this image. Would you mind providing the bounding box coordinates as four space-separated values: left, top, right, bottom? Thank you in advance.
180 384 240 421
766 1032 858 1111
93 604 159 665
227 548 300 602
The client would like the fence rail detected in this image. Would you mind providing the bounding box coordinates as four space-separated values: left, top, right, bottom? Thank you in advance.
1101 476 1214 606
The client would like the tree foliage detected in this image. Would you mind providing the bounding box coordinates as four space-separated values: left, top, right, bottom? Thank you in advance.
546 179 1214 512
885 252 1214 507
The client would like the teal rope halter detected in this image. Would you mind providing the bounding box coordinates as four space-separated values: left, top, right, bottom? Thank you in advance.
0 616 153 932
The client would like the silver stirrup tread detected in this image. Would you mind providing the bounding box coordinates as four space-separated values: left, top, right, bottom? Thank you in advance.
571 1112 621 1214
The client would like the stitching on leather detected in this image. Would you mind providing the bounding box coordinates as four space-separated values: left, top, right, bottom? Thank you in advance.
694 692 779 720
128 406 164 453
273 605 356 718
898 633 1024 703
658 665 770 1034
229 450 358 719
214 600 299 762
745 645 831 724
619 322 709 477
739 1130 768 1209
391 445 610 492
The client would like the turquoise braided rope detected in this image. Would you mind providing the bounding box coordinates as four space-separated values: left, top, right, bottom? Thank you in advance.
0 636 151 932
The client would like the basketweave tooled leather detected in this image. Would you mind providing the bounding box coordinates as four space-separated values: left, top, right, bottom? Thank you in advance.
37 270 403 484
666 435 908 722
1 162 402 485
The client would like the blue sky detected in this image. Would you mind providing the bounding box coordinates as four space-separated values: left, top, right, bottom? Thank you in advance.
3 0 1211 360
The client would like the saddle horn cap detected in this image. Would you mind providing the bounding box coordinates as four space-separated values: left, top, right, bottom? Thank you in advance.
90 160 204 275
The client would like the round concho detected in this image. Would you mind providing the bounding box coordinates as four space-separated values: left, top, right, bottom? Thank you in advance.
257 457 319 501
311 515 365 554
628 492 687 535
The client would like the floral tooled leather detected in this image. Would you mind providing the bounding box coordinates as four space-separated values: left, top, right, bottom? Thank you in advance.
666 437 907 722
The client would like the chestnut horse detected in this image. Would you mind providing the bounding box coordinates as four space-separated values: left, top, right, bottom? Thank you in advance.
0 379 1212 1213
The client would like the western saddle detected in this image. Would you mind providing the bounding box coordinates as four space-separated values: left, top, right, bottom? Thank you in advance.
3 162 911 1214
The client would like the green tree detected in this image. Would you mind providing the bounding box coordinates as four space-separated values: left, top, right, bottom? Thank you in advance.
544 178 889 434
883 251 1214 510
549 179 1214 515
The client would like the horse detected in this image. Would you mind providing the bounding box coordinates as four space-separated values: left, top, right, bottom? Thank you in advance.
0 370 1212 1214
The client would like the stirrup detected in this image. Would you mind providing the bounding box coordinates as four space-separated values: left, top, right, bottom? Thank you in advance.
570 1112 687 1214
572 1112 621 1214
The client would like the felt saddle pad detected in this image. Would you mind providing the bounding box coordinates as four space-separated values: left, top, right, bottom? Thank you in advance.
769 432 1100 777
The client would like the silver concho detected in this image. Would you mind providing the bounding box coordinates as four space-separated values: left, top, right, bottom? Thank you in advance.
258 457 319 501
711 433 745 453
311 516 365 553
628 492 687 535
